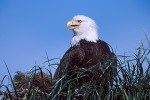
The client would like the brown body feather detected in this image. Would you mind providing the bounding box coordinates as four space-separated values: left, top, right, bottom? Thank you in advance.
54 39 116 83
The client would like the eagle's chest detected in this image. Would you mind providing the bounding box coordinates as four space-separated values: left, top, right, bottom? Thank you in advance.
81 42 102 56
79 42 103 67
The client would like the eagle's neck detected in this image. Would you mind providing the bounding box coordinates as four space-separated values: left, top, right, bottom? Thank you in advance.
71 28 99 46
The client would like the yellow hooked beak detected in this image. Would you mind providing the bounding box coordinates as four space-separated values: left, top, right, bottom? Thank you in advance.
66 20 81 30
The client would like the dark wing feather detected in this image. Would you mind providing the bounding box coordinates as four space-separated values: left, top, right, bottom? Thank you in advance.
53 46 85 79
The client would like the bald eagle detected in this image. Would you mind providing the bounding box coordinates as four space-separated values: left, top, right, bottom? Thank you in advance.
53 15 116 87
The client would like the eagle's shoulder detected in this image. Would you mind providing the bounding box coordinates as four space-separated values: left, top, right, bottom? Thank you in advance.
97 39 111 53
60 43 85 67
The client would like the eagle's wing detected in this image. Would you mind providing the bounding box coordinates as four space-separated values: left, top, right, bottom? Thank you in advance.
98 40 117 81
53 46 85 79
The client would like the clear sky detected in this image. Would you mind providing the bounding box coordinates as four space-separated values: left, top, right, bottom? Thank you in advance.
0 0 150 84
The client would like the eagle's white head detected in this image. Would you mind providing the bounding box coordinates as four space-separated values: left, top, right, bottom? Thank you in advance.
67 15 99 46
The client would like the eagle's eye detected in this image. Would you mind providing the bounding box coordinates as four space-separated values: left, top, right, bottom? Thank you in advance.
77 20 82 23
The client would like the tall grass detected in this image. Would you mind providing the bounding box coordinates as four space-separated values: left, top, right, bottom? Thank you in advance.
0 35 150 100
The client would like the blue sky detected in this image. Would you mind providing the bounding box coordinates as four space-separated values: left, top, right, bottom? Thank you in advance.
0 0 150 84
